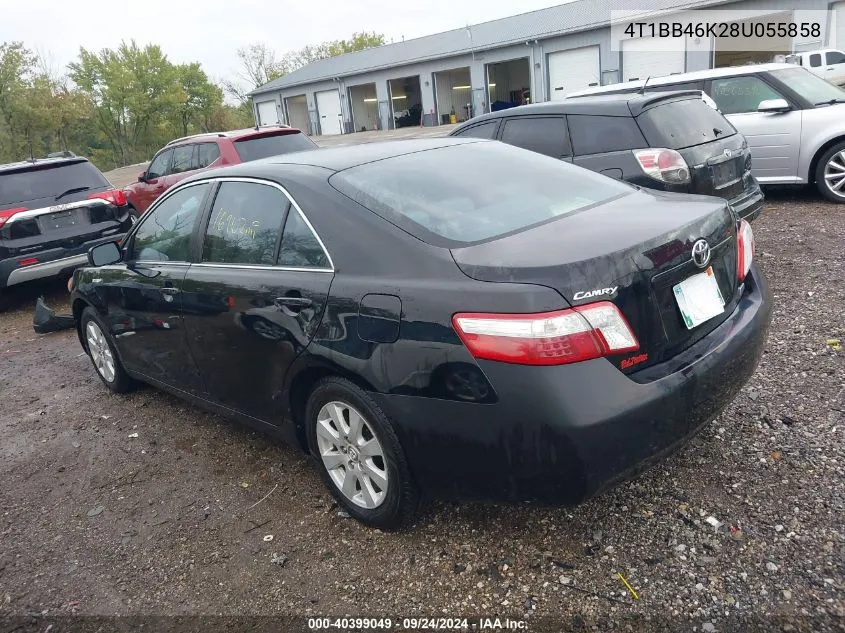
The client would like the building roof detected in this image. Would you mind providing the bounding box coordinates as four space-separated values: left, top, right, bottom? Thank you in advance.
251 0 727 96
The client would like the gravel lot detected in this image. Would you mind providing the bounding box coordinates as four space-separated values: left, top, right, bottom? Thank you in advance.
0 188 843 632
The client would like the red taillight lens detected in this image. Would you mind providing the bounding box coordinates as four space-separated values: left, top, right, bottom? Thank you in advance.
452 301 639 366
87 189 127 207
737 219 754 283
0 207 27 229
633 148 691 184
19 257 39 266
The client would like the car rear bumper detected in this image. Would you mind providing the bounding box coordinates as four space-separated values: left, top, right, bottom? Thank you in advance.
372 265 772 504
728 179 765 222
0 233 125 289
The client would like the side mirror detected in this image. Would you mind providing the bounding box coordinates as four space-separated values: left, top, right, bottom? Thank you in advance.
137 171 147 183
88 241 122 267
757 98 791 113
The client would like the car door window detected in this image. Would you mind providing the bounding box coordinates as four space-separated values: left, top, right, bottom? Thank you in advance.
146 149 173 180
277 207 331 269
710 76 784 115
202 181 287 266
500 117 571 158
809 53 822 68
130 183 209 261
197 143 221 168
454 121 498 139
826 51 845 65
568 115 647 155
170 144 196 174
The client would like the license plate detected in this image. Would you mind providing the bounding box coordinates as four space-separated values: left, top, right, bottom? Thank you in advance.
44 210 78 230
713 161 739 186
673 266 725 330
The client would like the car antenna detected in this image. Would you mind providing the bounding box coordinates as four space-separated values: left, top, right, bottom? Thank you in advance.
638 76 651 95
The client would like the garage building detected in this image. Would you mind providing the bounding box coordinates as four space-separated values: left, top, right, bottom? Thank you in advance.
251 0 841 134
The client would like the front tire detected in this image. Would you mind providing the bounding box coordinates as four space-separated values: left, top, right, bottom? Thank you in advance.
306 377 419 529
80 307 133 393
815 141 845 202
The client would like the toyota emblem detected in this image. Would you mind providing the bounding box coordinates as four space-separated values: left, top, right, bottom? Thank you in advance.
691 239 711 269
724 149 732 158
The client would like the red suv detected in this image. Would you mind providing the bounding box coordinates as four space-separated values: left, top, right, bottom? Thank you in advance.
124 126 317 214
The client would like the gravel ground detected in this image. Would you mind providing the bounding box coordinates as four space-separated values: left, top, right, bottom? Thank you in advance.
0 188 843 632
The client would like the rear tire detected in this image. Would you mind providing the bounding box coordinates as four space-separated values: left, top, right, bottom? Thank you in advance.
305 377 419 529
80 307 134 393
815 141 845 203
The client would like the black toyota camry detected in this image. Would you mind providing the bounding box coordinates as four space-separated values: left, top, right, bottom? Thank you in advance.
69 138 772 528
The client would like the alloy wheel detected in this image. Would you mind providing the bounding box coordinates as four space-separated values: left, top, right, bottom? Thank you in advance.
85 320 116 383
823 150 845 198
315 401 388 509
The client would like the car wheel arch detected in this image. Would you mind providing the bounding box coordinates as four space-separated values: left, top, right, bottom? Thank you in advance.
285 360 379 454
72 298 92 351
808 135 845 183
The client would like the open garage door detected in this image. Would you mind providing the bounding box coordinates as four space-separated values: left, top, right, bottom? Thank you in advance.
486 58 531 112
388 75 422 128
256 100 278 126
548 46 601 100
315 89 342 136
348 83 379 132
835 2 845 48
622 37 685 81
284 95 310 134
714 12 792 67
433 67 471 124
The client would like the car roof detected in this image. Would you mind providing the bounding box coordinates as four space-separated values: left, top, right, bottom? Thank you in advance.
0 155 91 175
566 63 797 98
179 137 482 181
452 90 702 127
165 125 301 147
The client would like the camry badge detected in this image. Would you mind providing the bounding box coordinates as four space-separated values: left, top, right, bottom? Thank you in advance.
691 239 711 269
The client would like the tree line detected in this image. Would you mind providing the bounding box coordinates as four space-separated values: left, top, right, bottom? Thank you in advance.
0 32 384 172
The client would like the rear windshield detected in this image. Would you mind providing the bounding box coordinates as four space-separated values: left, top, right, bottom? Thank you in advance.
0 160 109 206
233 132 317 162
636 98 736 150
330 141 632 246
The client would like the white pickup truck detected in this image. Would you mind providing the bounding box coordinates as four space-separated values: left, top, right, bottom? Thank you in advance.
785 49 845 86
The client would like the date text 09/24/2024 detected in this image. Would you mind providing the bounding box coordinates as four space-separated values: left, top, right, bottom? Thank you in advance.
307 617 528 630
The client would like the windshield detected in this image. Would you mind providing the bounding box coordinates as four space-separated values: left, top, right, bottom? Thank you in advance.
637 98 737 150
330 141 633 246
770 67 845 105
233 132 318 162
0 160 109 206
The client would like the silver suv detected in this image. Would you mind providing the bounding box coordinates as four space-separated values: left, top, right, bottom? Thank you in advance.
567 63 845 203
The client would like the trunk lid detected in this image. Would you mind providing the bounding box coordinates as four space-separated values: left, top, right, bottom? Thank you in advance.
450 188 739 373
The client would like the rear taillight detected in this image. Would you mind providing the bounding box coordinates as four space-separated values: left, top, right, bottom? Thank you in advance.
633 148 691 184
87 189 127 207
737 219 754 283
452 301 639 366
0 207 27 229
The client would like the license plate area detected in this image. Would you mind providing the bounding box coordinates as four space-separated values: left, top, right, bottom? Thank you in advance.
673 266 726 330
39 209 86 232
712 160 740 189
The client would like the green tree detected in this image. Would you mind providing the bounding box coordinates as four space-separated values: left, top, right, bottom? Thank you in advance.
174 63 223 135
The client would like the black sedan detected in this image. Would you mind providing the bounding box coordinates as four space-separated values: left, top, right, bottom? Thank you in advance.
69 138 772 528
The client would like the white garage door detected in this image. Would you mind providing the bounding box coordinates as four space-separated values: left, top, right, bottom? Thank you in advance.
834 2 845 48
256 100 278 126
548 46 601 101
315 89 342 136
622 37 685 82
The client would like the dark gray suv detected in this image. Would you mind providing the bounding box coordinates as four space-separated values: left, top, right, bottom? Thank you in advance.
450 91 764 222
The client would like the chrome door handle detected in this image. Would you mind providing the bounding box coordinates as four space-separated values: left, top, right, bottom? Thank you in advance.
274 296 311 308
161 287 181 295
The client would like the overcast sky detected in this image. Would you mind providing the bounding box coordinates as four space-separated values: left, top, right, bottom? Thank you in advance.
2 0 570 87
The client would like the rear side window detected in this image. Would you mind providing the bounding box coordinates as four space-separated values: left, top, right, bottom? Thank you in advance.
500 117 571 158
202 181 287 266
0 161 110 206
568 115 646 155
197 143 221 168
277 209 330 269
170 144 197 174
330 141 632 246
637 98 736 149
233 133 317 162
454 121 498 139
